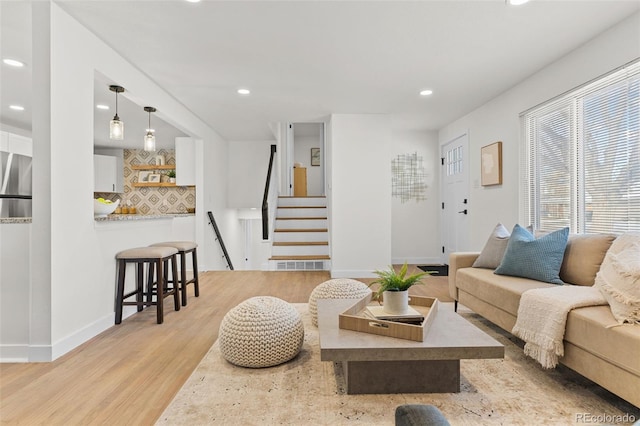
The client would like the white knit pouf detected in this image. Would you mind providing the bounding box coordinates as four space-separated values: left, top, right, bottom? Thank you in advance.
219 296 304 368
308 279 371 326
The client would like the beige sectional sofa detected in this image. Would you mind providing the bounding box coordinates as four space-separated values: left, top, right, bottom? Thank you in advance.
448 233 640 408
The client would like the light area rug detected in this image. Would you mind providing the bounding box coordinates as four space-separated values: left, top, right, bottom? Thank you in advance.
157 304 639 425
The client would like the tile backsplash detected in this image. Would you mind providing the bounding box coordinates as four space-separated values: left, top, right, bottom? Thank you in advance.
95 149 195 215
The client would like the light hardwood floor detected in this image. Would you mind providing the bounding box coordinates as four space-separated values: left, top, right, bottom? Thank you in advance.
0 268 450 425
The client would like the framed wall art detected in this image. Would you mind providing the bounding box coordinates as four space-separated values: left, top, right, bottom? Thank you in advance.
311 148 321 166
148 174 161 183
138 170 153 182
481 141 502 186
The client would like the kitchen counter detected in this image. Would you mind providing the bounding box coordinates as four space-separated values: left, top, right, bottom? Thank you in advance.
1 214 195 224
0 217 32 224
94 213 195 222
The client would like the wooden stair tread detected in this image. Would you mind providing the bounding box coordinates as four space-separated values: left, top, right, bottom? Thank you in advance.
269 255 331 260
276 217 327 220
272 241 328 246
274 228 328 233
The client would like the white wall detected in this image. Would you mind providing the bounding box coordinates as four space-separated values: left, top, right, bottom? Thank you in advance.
391 129 441 265
227 140 274 208
439 12 640 250
329 114 392 277
14 3 239 361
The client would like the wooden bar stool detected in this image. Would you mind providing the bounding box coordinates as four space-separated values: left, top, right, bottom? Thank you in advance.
150 241 199 306
115 246 180 324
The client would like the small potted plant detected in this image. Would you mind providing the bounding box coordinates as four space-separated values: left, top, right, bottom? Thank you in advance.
167 170 176 183
369 262 431 315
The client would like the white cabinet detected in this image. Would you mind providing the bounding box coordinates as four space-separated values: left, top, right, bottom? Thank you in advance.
175 137 195 186
8 134 32 157
0 132 8 152
0 131 32 156
94 154 123 193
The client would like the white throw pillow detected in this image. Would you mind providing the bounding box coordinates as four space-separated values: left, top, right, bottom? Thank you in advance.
594 233 640 324
472 223 511 269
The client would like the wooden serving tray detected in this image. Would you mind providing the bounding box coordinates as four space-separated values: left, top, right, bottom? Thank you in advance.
338 294 438 342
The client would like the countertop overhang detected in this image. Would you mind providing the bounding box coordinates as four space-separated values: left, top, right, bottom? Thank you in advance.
0 217 32 224
1 213 195 224
94 213 195 222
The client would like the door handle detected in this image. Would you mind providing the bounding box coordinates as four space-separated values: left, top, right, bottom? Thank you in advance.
458 209 468 214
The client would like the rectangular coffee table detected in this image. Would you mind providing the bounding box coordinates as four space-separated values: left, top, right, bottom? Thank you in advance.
317 299 504 394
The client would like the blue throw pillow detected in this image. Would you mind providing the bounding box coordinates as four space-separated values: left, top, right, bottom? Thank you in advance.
494 224 569 285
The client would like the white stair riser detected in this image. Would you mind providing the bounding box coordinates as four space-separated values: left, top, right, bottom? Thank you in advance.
277 207 326 218
275 219 327 229
273 232 328 243
271 245 330 256
277 197 326 208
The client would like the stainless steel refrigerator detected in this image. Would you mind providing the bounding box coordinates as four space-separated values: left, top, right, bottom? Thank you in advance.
0 150 32 218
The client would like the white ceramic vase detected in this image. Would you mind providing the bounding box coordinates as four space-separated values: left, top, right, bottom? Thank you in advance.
383 290 409 315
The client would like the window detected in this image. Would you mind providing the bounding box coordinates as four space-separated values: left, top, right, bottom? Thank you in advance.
446 145 463 177
522 60 640 234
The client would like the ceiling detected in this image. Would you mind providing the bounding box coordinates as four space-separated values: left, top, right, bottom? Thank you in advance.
1 1 639 146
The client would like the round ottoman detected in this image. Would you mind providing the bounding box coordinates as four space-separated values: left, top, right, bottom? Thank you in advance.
219 296 304 368
308 279 371 326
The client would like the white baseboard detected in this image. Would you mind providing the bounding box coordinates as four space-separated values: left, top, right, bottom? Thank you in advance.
0 344 30 362
50 312 114 361
28 345 52 362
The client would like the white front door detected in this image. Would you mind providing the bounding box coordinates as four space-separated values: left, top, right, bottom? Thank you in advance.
441 134 469 263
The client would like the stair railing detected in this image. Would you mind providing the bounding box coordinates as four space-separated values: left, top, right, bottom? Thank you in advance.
207 210 234 270
262 145 277 240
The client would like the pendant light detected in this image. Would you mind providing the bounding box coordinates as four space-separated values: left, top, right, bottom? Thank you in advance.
109 85 125 140
143 106 157 152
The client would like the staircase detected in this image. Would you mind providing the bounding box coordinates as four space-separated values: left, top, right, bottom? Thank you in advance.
269 196 330 271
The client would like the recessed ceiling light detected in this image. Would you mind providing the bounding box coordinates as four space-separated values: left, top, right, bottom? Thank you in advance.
508 0 530 5
9 105 25 111
185 0 201 3
237 88 251 95
419 90 433 96
3 58 25 68
96 104 110 110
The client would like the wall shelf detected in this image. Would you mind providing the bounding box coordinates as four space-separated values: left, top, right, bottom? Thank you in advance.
132 182 177 187
131 164 175 170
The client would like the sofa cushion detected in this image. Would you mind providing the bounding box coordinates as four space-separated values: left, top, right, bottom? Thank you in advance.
472 223 511 269
495 225 569 285
456 268 555 316
565 305 640 376
560 234 616 286
595 233 640 324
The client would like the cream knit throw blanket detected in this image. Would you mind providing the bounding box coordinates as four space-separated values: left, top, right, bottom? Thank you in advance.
512 286 607 369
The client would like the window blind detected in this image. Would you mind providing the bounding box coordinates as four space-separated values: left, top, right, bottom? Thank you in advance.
522 60 640 234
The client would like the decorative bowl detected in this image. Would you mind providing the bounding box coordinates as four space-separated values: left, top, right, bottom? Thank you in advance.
94 198 120 217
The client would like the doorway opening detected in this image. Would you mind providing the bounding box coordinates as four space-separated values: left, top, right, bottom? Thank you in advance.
288 123 325 196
